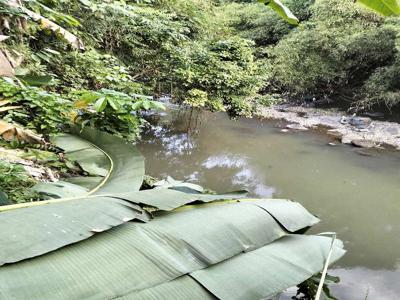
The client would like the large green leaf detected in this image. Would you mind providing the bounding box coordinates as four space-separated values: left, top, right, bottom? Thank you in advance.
357 0 400 16
112 188 248 211
46 127 145 197
119 276 216 300
190 235 345 300
0 187 247 265
0 197 149 265
0 200 343 300
32 181 89 199
258 0 299 25
68 127 145 194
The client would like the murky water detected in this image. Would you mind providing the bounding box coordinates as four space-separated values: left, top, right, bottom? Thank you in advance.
139 108 400 300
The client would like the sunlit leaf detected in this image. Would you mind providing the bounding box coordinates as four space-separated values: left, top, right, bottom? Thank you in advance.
93 97 107 112
258 0 299 25
357 0 400 16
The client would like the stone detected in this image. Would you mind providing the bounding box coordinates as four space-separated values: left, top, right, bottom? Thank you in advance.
286 123 308 131
351 139 376 148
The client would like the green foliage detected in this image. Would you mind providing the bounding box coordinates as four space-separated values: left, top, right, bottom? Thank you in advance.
183 89 208 107
224 0 314 46
267 0 398 102
169 37 261 113
0 79 72 135
0 160 39 204
227 96 254 118
361 61 400 109
68 1 189 73
49 49 144 93
359 17 400 109
72 89 165 141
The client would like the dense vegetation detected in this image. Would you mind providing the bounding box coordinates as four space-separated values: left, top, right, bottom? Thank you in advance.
1 0 399 139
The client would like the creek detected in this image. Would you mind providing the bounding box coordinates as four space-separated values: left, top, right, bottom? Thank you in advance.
139 107 400 300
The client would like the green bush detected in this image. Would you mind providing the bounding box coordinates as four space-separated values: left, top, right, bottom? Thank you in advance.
0 160 39 204
268 0 397 102
49 49 144 93
67 1 189 75
71 89 165 141
168 37 262 113
359 18 400 109
361 62 400 109
224 0 314 46
0 79 72 135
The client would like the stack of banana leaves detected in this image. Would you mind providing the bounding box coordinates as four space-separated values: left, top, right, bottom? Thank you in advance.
0 128 345 299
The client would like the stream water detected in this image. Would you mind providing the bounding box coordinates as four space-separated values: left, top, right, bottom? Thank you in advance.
138 107 400 300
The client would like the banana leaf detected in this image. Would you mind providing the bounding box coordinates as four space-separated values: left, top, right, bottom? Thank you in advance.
0 200 343 300
0 187 248 265
190 235 345 300
0 128 247 264
258 0 299 25
64 176 104 190
119 276 216 300
111 188 248 211
68 127 145 194
0 197 149 265
32 181 89 199
357 0 400 16
46 128 145 197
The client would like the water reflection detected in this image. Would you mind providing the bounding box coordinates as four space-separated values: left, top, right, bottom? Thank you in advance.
139 108 400 299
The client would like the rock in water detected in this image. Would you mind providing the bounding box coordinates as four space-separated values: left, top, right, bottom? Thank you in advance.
351 139 376 148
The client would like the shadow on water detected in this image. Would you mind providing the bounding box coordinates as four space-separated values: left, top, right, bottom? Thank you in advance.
139 107 400 300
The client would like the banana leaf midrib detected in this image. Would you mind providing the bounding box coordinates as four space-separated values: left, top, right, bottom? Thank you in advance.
0 128 136 211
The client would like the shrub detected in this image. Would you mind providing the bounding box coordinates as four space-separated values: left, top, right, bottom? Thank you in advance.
168 37 262 113
0 79 72 135
67 1 190 76
0 160 39 204
183 89 208 107
268 0 397 102
224 0 315 46
71 89 165 141
49 49 144 93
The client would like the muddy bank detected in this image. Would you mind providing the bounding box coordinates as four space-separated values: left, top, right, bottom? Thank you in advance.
256 105 400 150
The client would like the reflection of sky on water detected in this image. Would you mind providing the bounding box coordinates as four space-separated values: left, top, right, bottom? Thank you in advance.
150 125 195 156
202 154 275 197
279 267 400 300
330 267 400 300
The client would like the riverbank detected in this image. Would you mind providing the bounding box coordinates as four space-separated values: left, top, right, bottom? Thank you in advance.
256 105 400 150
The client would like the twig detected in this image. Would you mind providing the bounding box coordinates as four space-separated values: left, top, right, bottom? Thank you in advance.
315 233 336 300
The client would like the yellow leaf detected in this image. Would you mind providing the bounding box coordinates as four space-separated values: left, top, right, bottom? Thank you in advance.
74 100 89 109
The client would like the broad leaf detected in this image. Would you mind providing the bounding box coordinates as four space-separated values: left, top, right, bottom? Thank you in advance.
16 74 53 87
0 197 149 265
258 0 299 25
51 127 144 194
110 188 248 211
68 127 145 194
93 97 107 112
357 0 400 16
0 200 343 300
32 181 89 199
190 235 345 300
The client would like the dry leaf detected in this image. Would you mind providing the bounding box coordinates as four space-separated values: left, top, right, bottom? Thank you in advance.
0 120 44 144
